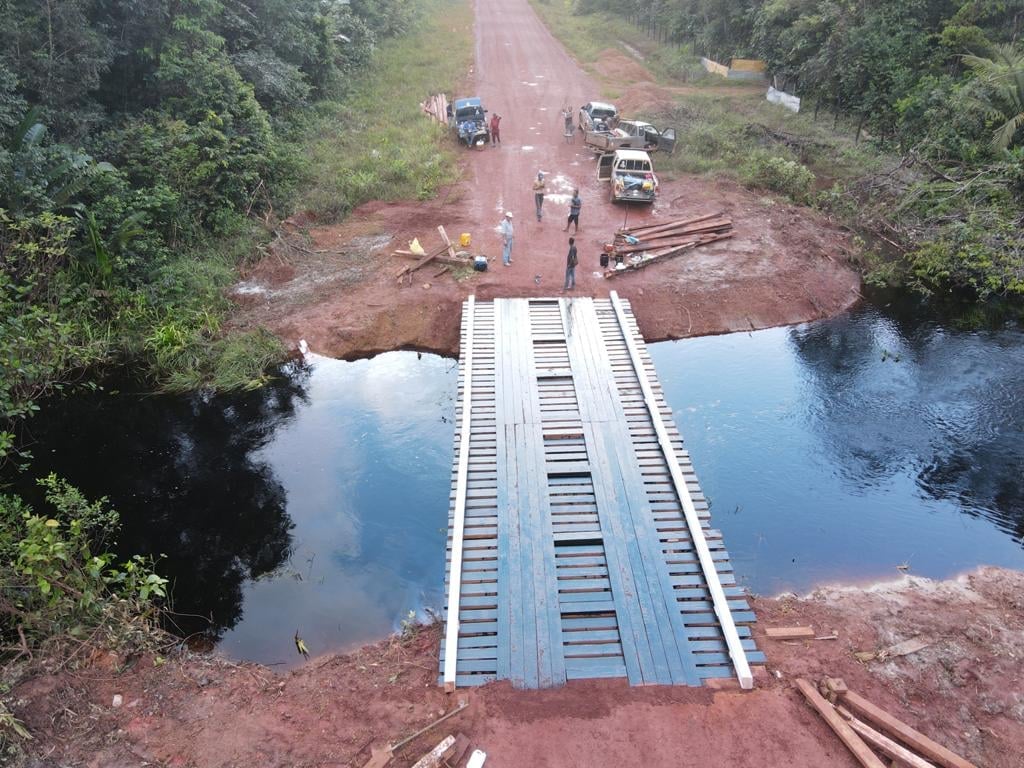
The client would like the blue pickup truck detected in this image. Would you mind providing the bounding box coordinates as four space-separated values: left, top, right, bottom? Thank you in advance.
449 97 490 148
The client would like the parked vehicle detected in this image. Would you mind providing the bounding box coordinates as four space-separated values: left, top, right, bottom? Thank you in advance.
582 129 647 153
616 120 676 153
450 97 489 147
578 101 619 132
597 149 659 203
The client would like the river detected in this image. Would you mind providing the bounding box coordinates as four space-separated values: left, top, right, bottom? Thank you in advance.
8 292 1023 664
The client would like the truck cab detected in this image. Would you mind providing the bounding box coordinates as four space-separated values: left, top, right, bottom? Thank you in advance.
616 120 676 153
450 97 489 147
597 149 659 203
578 101 619 132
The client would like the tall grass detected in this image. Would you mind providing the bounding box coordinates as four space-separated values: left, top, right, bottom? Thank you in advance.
295 0 473 219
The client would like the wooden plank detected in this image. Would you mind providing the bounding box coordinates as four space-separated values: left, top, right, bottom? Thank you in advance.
794 679 886 768
837 707 939 768
609 291 754 689
618 211 723 237
839 689 978 768
765 626 815 640
437 225 457 259
443 296 475 692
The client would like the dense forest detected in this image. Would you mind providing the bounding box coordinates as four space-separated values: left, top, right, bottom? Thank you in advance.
573 0 1023 298
0 0 418 465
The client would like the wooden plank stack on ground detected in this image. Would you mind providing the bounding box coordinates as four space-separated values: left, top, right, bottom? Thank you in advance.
797 677 979 768
421 93 450 124
603 212 733 278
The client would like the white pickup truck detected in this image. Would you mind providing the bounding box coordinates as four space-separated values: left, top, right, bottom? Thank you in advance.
597 149 659 204
583 119 676 154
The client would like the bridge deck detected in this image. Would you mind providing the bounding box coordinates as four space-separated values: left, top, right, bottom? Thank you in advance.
441 295 762 689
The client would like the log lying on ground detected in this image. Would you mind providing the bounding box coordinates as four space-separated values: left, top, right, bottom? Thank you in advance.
603 212 734 278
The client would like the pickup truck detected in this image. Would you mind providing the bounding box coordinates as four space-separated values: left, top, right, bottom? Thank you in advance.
578 101 618 132
597 149 659 204
616 120 676 153
449 96 489 148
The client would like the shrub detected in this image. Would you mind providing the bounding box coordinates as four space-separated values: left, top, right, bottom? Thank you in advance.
741 152 815 202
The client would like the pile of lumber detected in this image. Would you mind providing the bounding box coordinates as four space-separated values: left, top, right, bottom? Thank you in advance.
392 225 471 283
603 211 733 278
421 93 449 125
797 677 977 768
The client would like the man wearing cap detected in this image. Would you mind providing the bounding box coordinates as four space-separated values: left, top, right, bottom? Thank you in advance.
532 172 546 222
499 211 514 266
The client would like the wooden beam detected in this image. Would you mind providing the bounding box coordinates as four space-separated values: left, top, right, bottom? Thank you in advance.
438 225 457 259
410 735 456 768
837 707 938 768
794 679 886 768
766 626 816 640
609 291 753 689
618 211 724 236
442 296 475 692
838 689 978 768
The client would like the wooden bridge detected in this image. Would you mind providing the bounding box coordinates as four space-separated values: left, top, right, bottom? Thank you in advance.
441 295 763 690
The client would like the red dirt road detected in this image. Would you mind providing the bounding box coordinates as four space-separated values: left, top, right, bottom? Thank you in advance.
233 0 860 360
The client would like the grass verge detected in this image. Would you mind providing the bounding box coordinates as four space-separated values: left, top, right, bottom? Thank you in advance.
294 0 473 220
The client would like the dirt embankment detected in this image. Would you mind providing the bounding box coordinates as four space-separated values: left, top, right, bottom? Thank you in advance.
10 567 1022 768
230 0 859 362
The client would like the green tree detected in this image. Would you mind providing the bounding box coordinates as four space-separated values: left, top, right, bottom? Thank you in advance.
963 43 1024 149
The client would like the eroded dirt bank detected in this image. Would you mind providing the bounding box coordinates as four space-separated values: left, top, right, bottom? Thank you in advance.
231 0 859 361
11 567 1022 767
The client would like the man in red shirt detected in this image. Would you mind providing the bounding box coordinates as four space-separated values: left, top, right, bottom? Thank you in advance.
489 113 501 145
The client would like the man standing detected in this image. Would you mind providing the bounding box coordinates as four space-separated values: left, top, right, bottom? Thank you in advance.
490 113 501 145
563 237 578 290
532 172 546 221
499 211 514 266
564 189 582 233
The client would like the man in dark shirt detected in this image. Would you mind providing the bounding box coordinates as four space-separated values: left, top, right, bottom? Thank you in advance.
563 237 578 291
564 189 582 232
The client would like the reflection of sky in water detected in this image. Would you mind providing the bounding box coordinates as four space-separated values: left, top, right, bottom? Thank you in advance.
653 307 1024 596
215 352 456 665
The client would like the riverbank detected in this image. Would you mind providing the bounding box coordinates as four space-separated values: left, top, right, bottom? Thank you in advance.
7 566 1021 767
229 0 859 362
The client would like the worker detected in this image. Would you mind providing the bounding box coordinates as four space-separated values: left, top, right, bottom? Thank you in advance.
490 113 501 145
532 172 546 222
563 189 582 233
499 211 514 266
563 237 578 291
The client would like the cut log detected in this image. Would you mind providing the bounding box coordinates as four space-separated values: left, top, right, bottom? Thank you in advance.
604 232 733 278
837 689 978 768
837 707 938 768
766 626 816 640
437 225 457 259
618 211 724 236
794 679 886 768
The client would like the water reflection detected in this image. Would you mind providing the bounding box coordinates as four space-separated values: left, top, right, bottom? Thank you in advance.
11 352 457 664
652 297 1024 594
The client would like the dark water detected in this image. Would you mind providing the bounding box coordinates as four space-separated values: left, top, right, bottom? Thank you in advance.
7 296 1024 663
653 294 1024 594
10 352 457 665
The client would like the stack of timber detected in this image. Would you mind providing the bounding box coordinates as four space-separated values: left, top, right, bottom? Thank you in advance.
796 677 978 768
603 212 733 278
421 93 450 125
392 225 471 282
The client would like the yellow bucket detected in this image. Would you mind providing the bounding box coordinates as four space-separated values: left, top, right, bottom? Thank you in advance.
459 232 472 248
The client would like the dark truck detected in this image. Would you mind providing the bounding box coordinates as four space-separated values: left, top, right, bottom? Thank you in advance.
450 97 489 148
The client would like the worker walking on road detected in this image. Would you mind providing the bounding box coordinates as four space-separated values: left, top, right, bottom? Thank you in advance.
490 113 501 145
499 211 514 266
564 189 582 233
563 237 578 290
533 172 546 222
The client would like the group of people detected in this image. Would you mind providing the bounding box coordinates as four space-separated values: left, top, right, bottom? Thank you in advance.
498 177 582 291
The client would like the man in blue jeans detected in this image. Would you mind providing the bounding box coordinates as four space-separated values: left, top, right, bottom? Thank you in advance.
563 237 578 290
499 211 514 265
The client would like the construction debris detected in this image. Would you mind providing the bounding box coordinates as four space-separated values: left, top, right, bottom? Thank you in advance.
392 225 472 282
421 93 450 125
410 735 455 768
602 212 733 277
801 678 978 768
360 701 469 768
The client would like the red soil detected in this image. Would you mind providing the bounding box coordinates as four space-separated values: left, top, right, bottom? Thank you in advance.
231 0 859 362
11 567 1022 767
